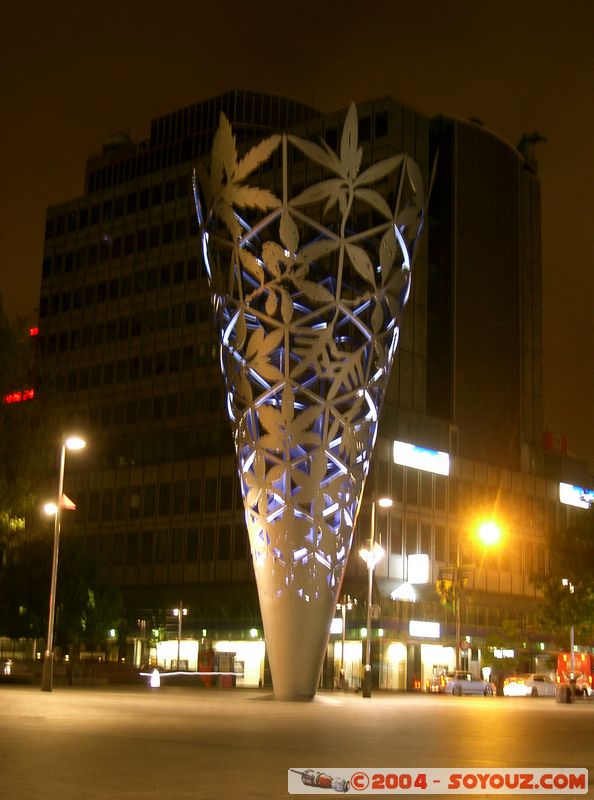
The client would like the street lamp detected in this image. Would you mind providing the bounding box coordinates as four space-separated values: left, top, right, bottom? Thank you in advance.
359 495 391 698
172 602 188 670
453 519 502 669
336 594 357 689
41 435 86 692
561 578 575 678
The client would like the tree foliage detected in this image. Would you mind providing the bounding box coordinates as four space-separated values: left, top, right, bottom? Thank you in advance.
532 509 594 644
0 535 122 650
0 298 62 550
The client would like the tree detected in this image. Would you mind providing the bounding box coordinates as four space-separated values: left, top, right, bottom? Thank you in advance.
0 535 122 652
532 508 594 646
0 298 62 552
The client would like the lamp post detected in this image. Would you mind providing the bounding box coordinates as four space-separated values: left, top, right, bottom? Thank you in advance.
336 594 356 688
172 602 188 670
41 435 86 692
453 519 502 670
359 496 391 698
561 578 575 677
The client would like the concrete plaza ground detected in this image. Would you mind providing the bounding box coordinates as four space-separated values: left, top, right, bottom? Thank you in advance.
1 683 593 799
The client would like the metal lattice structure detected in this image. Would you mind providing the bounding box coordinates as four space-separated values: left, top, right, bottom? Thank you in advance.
194 103 426 698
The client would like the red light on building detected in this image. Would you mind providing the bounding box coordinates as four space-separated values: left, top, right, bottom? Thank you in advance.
3 388 35 404
29 327 39 337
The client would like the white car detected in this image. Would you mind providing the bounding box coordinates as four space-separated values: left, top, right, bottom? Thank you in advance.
503 673 556 697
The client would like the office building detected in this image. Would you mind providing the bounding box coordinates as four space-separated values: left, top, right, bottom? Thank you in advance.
35 90 591 688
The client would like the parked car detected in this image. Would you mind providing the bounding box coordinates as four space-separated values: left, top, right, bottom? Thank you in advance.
503 672 555 697
427 670 495 696
503 673 556 697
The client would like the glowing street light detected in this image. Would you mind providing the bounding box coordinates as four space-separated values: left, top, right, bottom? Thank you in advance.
359 495 391 698
478 520 502 547
41 435 86 692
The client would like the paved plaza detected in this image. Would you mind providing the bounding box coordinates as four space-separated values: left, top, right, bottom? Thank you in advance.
1 683 593 799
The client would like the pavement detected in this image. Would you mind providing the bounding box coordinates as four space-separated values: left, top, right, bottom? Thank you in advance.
1 683 593 799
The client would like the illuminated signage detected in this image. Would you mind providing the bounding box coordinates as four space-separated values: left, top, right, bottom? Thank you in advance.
559 482 594 509
409 620 440 638
330 618 343 635
408 553 429 584
3 388 35 404
393 440 450 476
391 582 417 602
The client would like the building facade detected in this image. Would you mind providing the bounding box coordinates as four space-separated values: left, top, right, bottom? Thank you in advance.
34 90 591 688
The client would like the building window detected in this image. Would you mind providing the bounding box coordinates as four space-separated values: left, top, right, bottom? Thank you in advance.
126 533 138 566
141 531 153 564
158 483 171 517
129 486 141 519
217 525 231 560
115 486 128 520
173 480 186 515
204 477 217 513
202 526 215 560
171 528 184 562
188 478 202 513
186 527 199 561
156 530 169 563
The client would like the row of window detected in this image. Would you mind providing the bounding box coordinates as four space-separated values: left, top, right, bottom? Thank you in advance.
45 175 192 240
97 425 233 469
78 385 222 430
39 303 213 357
151 92 318 150
42 215 199 281
374 465 560 530
86 108 391 199
84 524 249 567
50 342 219 394
69 474 238 525
389 518 546 575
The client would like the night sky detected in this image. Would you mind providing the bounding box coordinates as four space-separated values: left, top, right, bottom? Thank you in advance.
1 0 592 462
